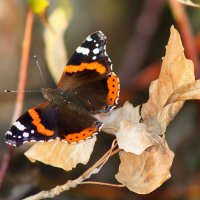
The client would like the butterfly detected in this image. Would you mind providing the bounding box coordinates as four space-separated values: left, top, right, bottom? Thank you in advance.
5 31 120 146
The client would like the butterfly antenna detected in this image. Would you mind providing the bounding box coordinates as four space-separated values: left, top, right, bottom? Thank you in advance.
5 89 41 93
34 55 47 87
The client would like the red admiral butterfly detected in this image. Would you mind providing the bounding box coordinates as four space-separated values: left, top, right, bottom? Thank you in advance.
5 31 120 146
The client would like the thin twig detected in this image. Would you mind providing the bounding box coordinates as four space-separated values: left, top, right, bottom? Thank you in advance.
0 8 34 189
81 181 124 188
110 148 121 157
12 7 34 122
82 139 118 179
23 139 120 200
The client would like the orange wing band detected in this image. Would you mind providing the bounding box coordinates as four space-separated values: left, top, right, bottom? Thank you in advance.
63 127 97 143
28 109 54 136
64 62 106 75
107 72 119 105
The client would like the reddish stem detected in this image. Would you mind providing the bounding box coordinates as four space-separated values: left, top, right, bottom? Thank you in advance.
119 0 165 88
0 8 33 189
169 0 200 78
12 8 34 122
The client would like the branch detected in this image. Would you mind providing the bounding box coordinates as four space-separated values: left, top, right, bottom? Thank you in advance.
0 8 34 189
81 181 124 188
169 0 200 78
23 140 121 200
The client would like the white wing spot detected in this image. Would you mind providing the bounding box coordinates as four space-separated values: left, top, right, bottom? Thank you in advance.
47 139 54 142
92 56 97 60
76 46 90 55
23 132 29 138
61 140 68 143
6 131 12 136
110 64 113 70
31 130 34 134
86 36 93 41
13 121 26 131
18 136 22 139
115 98 119 104
93 48 99 54
95 43 99 47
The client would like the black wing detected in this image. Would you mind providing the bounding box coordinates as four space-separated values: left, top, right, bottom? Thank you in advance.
5 102 102 146
5 102 58 146
57 31 119 113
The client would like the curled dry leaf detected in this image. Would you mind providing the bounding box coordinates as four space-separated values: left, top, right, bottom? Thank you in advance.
141 26 195 134
115 26 196 194
95 101 140 135
115 138 174 194
24 137 96 171
43 0 72 82
176 0 200 7
166 80 200 105
116 121 159 155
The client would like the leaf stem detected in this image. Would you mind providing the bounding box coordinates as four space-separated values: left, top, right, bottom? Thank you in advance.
0 8 34 189
23 139 120 200
81 181 124 188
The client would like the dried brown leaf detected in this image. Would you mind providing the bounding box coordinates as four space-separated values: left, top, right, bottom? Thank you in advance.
115 138 174 194
116 121 158 155
166 80 200 105
141 26 195 134
177 0 200 7
43 0 72 82
95 101 140 135
24 137 96 171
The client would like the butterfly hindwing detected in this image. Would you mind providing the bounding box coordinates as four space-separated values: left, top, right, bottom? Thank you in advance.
5 101 102 146
55 106 102 143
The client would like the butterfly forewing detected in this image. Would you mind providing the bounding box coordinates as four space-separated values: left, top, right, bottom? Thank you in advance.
57 31 119 113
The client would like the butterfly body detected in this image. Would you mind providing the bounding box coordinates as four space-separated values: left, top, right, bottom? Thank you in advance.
5 31 120 146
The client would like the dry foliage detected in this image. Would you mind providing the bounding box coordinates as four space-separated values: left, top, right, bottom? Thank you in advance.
43 0 72 82
115 138 174 194
25 137 96 171
177 0 200 7
166 80 200 104
142 26 195 134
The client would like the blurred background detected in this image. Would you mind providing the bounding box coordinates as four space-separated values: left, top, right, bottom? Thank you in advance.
0 0 200 199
